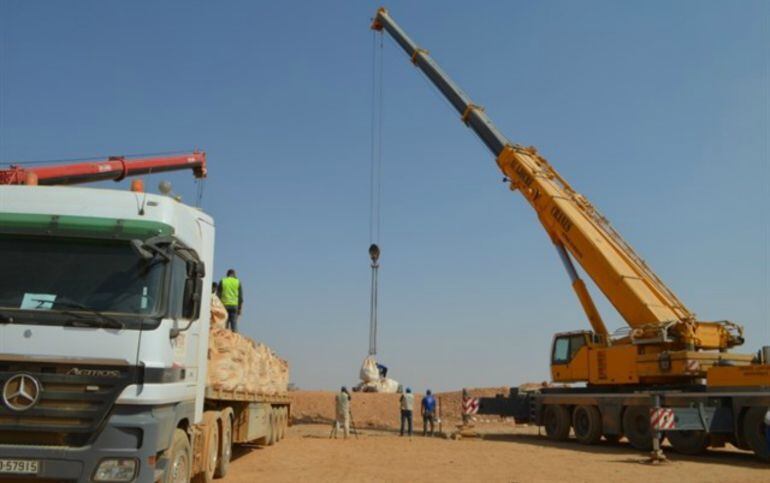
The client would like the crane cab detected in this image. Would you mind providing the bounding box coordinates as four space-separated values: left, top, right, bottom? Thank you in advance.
550 331 594 383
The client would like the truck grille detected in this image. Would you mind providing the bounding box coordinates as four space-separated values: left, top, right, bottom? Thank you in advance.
0 361 136 447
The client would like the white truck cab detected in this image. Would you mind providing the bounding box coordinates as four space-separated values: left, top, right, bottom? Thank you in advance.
0 185 214 482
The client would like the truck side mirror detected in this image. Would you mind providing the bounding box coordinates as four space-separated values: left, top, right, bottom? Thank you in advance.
182 260 205 320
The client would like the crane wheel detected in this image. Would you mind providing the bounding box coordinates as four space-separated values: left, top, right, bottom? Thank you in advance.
622 406 655 451
742 407 770 462
572 405 602 445
667 430 709 455
543 405 571 441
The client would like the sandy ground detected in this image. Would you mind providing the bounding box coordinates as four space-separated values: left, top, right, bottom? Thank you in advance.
220 423 768 483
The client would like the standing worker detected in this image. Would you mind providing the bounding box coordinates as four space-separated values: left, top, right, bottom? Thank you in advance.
332 386 352 439
217 269 243 333
399 387 414 437
421 389 437 436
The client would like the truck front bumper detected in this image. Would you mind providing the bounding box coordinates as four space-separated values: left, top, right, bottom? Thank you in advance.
0 405 177 483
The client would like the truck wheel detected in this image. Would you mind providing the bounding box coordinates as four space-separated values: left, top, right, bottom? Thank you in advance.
193 412 220 483
278 408 286 441
266 410 276 446
572 405 602 445
667 430 709 455
622 406 654 451
543 405 571 441
164 429 192 483
742 407 770 462
215 414 232 479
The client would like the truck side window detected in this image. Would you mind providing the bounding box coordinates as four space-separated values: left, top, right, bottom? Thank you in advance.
552 337 570 364
167 255 188 319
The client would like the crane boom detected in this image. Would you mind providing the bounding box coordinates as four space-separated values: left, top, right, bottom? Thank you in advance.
0 151 207 186
372 8 741 351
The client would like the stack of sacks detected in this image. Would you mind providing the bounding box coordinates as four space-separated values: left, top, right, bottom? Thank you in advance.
206 299 289 395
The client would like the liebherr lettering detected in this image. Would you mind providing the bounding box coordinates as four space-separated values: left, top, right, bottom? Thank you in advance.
550 206 572 232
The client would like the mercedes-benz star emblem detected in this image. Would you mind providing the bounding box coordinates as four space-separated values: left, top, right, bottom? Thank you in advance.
3 374 42 411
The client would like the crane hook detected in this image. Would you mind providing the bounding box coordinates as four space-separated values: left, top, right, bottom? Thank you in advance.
369 243 380 264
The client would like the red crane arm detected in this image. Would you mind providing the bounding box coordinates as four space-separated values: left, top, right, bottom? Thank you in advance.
0 151 207 186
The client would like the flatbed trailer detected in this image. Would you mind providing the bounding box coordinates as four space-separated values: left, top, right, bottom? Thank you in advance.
474 385 770 461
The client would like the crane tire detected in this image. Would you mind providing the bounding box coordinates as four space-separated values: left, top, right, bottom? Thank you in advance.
622 406 654 451
667 430 709 455
572 405 602 445
543 405 571 441
742 407 770 462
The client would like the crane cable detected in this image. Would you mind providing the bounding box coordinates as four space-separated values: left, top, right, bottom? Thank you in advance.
368 30 385 356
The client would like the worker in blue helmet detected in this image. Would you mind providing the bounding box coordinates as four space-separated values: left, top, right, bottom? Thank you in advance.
399 387 414 437
422 389 437 436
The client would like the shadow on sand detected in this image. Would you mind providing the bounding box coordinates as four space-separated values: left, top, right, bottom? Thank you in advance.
480 432 766 469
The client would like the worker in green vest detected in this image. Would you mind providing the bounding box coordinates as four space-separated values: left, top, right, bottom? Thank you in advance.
217 269 243 332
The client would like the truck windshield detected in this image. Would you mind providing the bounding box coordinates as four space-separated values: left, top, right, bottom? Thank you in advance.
0 235 166 319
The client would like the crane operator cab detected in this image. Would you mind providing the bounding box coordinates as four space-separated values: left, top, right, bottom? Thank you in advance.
550 331 599 383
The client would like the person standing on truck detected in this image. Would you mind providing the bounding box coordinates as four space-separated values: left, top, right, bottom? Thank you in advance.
400 387 414 437
217 269 243 332
421 389 437 436
333 386 351 439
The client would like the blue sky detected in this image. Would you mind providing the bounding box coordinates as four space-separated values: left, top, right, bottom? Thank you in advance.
1 0 767 391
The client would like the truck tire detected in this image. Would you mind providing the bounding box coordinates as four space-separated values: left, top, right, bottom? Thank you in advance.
163 429 192 483
622 406 654 451
266 410 276 446
572 405 602 445
215 413 232 479
742 407 770 462
193 412 220 483
667 430 709 455
543 405 571 441
277 408 286 441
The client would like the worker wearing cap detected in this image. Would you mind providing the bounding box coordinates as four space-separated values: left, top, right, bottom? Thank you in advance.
422 389 437 436
333 386 351 439
217 269 243 333
400 387 414 437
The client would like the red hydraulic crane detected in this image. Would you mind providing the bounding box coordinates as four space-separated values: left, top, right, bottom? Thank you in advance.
0 151 207 186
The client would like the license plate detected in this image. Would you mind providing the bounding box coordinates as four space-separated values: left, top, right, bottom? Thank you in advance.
0 459 40 475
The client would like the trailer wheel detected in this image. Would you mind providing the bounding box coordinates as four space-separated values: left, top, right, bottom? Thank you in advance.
742 407 770 462
543 405 571 441
215 412 232 479
193 412 220 483
622 406 654 451
163 429 192 483
266 409 276 446
572 405 602 445
667 430 709 455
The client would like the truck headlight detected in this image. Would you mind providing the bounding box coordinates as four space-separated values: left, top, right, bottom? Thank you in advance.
93 458 138 482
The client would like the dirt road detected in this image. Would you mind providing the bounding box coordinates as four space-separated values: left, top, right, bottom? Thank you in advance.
221 424 767 483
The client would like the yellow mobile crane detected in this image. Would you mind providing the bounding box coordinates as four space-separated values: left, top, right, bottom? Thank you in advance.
372 8 769 460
